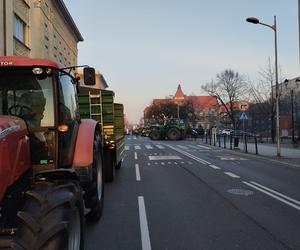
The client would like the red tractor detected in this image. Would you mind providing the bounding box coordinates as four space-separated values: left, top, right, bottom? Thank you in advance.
0 56 104 249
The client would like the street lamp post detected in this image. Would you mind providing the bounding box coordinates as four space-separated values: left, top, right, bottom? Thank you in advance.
246 16 281 156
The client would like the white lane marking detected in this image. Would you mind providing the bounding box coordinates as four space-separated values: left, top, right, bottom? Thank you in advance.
174 162 178 165
224 172 240 178
178 145 189 150
133 136 137 140
135 145 141 150
188 162 193 165
147 163 151 166
135 152 138 160
155 144 165 149
243 181 300 211
188 145 200 149
125 145 130 150
138 196 152 250
166 145 211 165
197 145 211 150
148 155 182 160
155 162 158 165
168 162 171 164
161 162 165 166
135 163 141 181
209 164 221 170
145 145 153 149
250 181 300 206
220 157 248 161
181 161 185 164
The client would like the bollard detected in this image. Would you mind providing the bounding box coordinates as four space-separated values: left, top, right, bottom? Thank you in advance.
224 135 226 148
230 135 232 150
205 133 208 144
209 135 212 145
219 135 221 147
245 135 248 153
255 136 258 155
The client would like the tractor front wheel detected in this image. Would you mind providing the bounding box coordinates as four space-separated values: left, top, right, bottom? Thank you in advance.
149 130 161 140
167 128 181 140
11 181 84 250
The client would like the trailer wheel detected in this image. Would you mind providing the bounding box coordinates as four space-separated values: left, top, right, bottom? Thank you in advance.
11 181 84 250
104 148 115 182
85 132 104 221
167 128 181 140
149 130 161 140
115 160 122 170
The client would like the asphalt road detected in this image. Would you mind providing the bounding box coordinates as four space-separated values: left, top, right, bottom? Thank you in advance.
85 135 300 250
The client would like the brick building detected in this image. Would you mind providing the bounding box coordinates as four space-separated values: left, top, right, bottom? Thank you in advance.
145 85 218 129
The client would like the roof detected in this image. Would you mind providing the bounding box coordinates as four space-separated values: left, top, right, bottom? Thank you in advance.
174 84 185 99
187 96 218 109
153 99 173 105
54 0 84 42
0 56 60 68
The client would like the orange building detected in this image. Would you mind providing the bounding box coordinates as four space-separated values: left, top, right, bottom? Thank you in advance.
146 85 219 129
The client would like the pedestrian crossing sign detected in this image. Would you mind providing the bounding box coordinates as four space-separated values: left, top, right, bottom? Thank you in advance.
239 112 248 120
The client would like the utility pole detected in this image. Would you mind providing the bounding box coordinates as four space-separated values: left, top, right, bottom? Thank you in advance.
299 0 300 67
3 0 7 55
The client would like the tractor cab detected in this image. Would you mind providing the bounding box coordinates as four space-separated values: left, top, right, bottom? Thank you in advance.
0 57 95 170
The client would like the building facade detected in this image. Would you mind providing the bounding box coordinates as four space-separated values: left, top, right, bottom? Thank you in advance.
0 0 82 66
145 85 219 129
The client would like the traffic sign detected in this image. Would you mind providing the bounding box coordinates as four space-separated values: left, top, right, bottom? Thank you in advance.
239 112 248 120
238 101 249 111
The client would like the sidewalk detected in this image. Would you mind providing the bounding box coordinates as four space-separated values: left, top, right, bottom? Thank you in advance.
195 138 300 159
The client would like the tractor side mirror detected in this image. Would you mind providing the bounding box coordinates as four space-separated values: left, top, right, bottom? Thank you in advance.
83 67 96 85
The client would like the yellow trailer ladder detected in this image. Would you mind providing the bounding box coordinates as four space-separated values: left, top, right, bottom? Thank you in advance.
89 92 103 135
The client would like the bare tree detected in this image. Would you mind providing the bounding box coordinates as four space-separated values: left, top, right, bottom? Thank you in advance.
251 58 285 142
202 69 249 129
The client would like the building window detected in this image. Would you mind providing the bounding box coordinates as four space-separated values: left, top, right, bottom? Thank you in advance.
14 15 26 44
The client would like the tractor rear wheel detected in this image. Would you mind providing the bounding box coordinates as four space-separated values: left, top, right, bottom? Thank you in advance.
85 132 104 221
11 181 84 250
150 130 161 140
167 128 181 140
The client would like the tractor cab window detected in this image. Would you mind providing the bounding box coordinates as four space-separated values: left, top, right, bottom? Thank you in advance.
0 68 55 165
0 69 54 128
58 72 79 167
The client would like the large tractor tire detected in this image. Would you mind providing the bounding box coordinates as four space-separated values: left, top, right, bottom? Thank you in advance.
84 132 104 221
149 130 161 140
104 148 115 182
11 181 84 250
167 128 181 140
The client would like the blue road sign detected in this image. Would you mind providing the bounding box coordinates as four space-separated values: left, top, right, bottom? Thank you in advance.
239 112 248 120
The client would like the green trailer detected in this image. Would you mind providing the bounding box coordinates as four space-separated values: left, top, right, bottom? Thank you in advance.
77 87 125 182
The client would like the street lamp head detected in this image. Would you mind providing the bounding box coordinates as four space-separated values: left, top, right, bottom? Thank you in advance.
246 17 260 24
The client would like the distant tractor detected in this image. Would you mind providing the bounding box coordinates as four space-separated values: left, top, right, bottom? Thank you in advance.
149 118 187 140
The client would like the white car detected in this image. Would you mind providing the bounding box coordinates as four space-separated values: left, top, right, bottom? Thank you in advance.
221 129 233 135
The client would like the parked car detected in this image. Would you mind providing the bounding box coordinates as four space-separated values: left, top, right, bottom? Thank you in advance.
220 129 233 135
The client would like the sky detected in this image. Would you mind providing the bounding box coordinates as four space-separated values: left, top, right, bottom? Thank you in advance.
64 0 299 124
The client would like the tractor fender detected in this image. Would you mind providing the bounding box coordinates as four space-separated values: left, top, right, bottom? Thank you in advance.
72 119 99 169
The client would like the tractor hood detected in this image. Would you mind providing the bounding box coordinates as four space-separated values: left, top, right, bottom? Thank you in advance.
0 116 30 201
0 116 26 138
